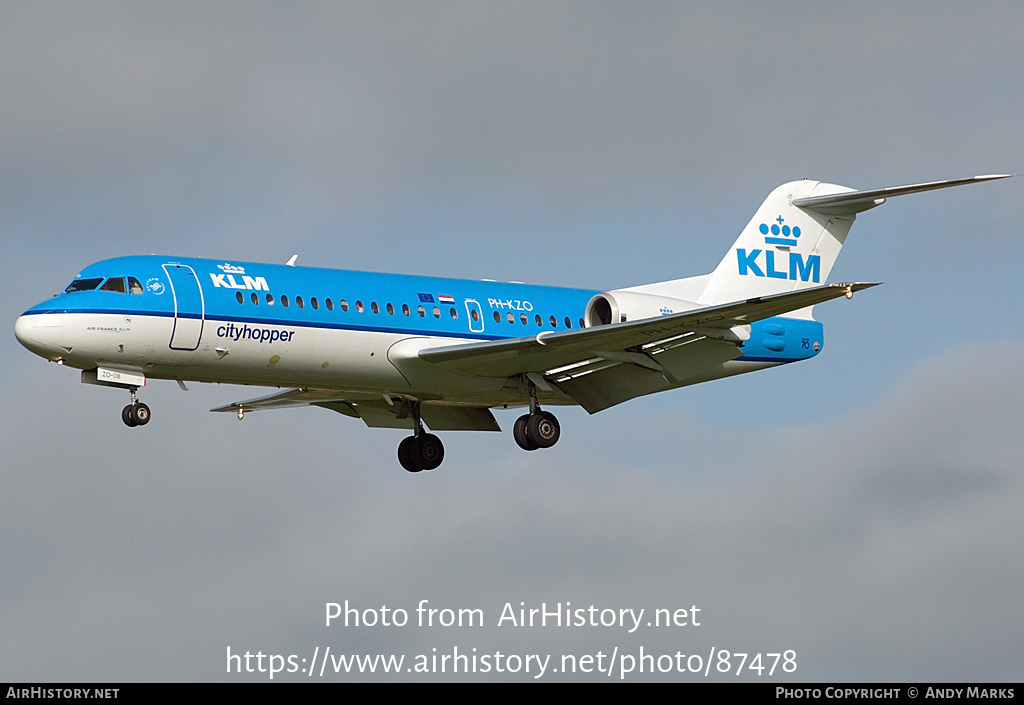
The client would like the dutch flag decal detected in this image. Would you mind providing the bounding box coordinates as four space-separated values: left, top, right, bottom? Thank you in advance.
438 294 455 304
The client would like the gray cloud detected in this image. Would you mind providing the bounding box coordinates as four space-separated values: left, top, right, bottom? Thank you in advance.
2 343 1020 680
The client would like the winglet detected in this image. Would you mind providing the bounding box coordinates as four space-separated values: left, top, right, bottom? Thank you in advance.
286 254 299 266
792 174 1012 215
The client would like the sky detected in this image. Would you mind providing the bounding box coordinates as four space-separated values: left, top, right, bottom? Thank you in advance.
2 1 1022 682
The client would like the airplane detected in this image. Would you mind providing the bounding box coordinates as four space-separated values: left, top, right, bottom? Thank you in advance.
15 174 1009 472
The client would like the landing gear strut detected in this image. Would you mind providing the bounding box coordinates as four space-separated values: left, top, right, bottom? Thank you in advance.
397 401 444 473
121 387 151 428
513 376 560 451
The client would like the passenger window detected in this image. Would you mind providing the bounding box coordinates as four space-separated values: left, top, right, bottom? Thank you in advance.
236 291 244 304
471 309 480 322
296 296 304 309
506 312 514 323
402 304 410 316
311 297 319 310
266 293 275 305
564 316 572 329
520 313 528 325
579 318 584 328
356 300 364 313
326 298 333 311
371 302 379 314
450 308 458 319
340 299 349 311
128 277 144 294
387 303 394 315
251 292 259 305
64 278 104 293
282 295 289 307
493 311 501 323
100 277 127 293
418 306 426 317
550 315 557 327
535 314 542 326
433 306 440 318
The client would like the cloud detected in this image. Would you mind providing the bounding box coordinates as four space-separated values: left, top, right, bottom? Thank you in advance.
2 342 1020 681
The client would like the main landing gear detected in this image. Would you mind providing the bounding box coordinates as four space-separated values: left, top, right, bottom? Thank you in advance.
512 376 561 452
512 410 560 451
397 402 444 473
121 388 151 428
395 383 561 472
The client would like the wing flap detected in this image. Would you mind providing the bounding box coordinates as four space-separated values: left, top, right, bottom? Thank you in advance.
554 362 669 414
553 337 742 413
421 406 501 431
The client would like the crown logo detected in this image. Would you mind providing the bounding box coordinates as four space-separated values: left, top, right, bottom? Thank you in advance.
759 217 801 247
217 263 246 274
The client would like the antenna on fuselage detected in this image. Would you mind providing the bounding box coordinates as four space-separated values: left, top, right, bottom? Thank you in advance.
286 254 298 266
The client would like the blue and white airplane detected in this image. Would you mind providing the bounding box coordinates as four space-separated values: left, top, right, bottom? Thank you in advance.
15 175 1008 471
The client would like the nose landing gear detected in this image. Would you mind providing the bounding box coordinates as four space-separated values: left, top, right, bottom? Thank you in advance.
121 388 151 427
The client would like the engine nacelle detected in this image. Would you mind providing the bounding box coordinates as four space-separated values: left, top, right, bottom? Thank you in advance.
584 290 700 327
583 290 751 344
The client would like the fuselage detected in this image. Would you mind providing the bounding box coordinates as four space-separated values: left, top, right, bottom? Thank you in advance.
15 255 822 408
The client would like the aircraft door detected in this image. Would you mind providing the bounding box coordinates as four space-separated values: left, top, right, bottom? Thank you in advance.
162 263 205 351
464 299 485 334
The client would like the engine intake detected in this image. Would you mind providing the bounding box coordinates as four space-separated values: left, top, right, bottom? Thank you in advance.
584 291 700 327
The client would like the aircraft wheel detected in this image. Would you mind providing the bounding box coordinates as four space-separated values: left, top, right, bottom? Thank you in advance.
122 405 138 428
398 436 422 473
526 411 559 449
129 402 151 426
513 414 538 451
413 433 444 471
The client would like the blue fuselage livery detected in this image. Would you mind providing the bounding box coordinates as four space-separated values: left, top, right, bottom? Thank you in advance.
27 254 601 345
15 175 1008 472
18 255 819 384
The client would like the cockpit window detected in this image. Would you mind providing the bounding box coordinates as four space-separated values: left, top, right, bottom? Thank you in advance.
100 277 127 293
64 278 104 293
128 277 144 294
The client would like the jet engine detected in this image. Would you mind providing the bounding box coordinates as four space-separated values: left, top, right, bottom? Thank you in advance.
583 290 700 327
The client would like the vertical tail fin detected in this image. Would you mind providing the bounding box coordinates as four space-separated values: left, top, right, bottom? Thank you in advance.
699 179 854 305
698 175 1010 306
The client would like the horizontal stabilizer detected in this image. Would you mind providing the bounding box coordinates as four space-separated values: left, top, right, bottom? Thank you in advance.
792 174 1011 215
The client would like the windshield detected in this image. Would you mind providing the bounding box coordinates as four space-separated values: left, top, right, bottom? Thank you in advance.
64 278 104 293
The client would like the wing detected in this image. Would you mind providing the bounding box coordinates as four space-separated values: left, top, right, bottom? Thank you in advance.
405 282 878 413
213 283 875 422
210 388 500 431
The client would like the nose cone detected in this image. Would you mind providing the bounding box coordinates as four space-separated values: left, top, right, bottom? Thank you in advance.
15 313 66 360
14 314 36 349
